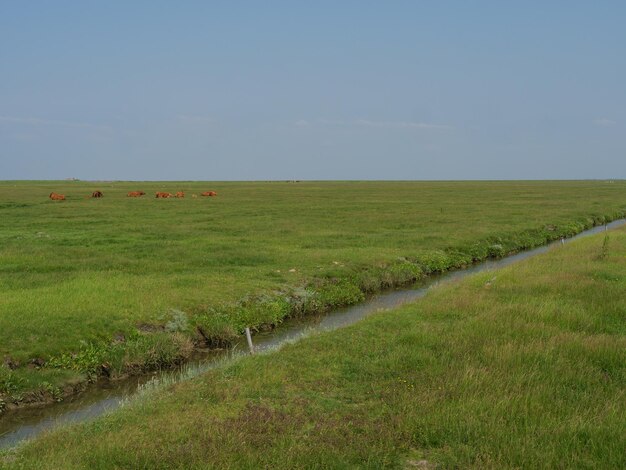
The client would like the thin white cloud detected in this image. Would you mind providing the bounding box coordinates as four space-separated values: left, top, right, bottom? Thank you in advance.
593 118 616 127
0 115 112 131
0 132 38 142
356 119 452 130
318 119 348 126
295 118 452 130
176 115 216 124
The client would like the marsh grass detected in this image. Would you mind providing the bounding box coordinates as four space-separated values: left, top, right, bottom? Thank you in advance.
599 233 610 259
1 180 625 403
2 225 624 469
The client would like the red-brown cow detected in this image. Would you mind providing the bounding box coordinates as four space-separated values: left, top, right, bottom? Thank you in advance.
200 191 217 197
49 192 65 201
175 191 185 198
155 192 173 198
127 191 146 197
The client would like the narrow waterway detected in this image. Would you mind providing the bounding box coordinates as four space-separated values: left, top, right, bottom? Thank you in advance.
1 219 623 450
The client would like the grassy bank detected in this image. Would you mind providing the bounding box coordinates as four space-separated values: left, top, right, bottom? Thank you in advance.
1 180 625 404
2 219 624 468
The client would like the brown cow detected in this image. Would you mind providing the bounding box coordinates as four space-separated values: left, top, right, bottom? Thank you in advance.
175 191 185 198
200 191 217 197
91 191 103 198
127 191 146 197
155 192 173 198
49 192 65 201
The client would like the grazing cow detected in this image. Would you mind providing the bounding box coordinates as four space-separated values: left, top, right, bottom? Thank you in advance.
127 191 146 197
200 191 217 197
155 192 173 198
49 192 65 201
175 191 185 198
91 191 103 198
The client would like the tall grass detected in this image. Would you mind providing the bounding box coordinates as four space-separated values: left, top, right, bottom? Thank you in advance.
599 233 610 259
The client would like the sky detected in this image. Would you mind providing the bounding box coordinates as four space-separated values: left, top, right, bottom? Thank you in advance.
1 1 625 180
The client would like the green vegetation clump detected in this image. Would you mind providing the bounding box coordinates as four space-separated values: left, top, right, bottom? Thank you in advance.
0 180 625 403
47 333 194 378
3 223 624 469
161 309 190 333
599 234 610 260
0 366 23 399
487 243 505 257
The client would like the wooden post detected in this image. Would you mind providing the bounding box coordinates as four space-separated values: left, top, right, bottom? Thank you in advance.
245 327 255 355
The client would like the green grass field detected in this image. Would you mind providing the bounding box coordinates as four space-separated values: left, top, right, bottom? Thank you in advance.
2 220 624 469
1 180 625 403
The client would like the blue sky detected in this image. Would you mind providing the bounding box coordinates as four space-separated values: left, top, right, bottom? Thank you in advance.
1 1 624 180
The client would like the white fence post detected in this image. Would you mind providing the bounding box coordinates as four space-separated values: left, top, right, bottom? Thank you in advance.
245 327 255 355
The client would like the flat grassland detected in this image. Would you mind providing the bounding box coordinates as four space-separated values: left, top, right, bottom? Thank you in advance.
3 220 624 469
0 180 625 400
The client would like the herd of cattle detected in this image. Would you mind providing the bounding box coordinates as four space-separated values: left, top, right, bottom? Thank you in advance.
48 190 217 201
